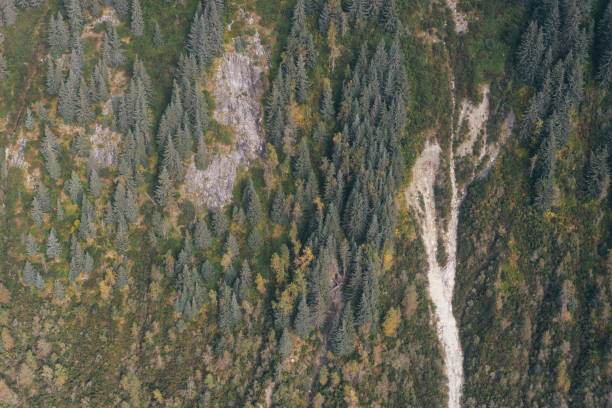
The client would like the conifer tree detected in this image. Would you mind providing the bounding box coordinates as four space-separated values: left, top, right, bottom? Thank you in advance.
296 54 308 104
1 0 17 26
0 53 7 82
195 135 209 170
271 185 286 225
200 259 215 283
46 59 58 95
46 227 62 259
24 108 34 131
294 293 312 339
102 22 125 67
77 78 92 126
212 207 228 236
58 76 78 123
194 217 211 250
54 279 65 300
56 198 65 221
247 228 263 252
114 0 128 21
153 20 164 47
31 196 43 227
279 326 293 360
155 166 173 206
333 304 356 357
130 0 144 36
36 182 52 213
26 233 38 257
320 81 334 122
115 224 129 254
244 179 263 226
162 136 184 181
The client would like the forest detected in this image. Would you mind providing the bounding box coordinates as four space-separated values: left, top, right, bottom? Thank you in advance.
0 0 608 406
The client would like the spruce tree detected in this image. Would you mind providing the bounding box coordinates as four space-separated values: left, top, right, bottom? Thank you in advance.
211 207 228 236
155 166 173 206
46 227 62 259
1 0 17 26
26 233 38 257
195 135 209 170
296 54 308 104
320 81 335 123
89 168 102 198
131 0 144 36
193 218 211 250
162 136 184 182
294 293 312 339
58 76 78 123
31 196 43 227
113 0 128 21
244 179 263 226
0 53 7 82
24 108 34 131
115 224 129 254
153 20 164 47
36 182 52 213
279 326 293 360
333 304 356 357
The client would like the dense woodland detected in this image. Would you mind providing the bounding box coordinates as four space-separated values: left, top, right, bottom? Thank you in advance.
0 0 608 407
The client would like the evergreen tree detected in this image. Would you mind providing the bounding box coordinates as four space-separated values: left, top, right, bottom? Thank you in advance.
200 259 215 283
26 233 38 257
195 135 209 170
212 207 228 236
54 279 65 301
46 227 62 259
130 0 144 37
77 78 92 127
224 233 239 259
294 293 312 339
31 196 43 227
24 108 34 131
114 0 128 21
586 146 610 200
102 22 124 67
72 131 90 157
193 217 211 250
271 185 286 224
320 81 335 122
58 76 78 123
67 171 83 203
0 53 7 82
296 54 308 104
155 166 174 207
162 136 184 182
247 228 263 252
243 178 263 226
332 304 356 357
153 20 164 47
279 326 293 360
382 0 399 33
93 60 109 102
56 198 65 221
46 59 58 95
115 223 129 254
36 182 52 213
1 0 17 26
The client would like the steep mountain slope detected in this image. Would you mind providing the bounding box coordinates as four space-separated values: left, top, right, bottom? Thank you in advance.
0 0 608 407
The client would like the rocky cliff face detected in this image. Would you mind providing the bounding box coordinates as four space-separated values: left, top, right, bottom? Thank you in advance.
185 21 268 208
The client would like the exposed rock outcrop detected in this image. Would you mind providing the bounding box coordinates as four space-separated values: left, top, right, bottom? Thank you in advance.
185 20 268 208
